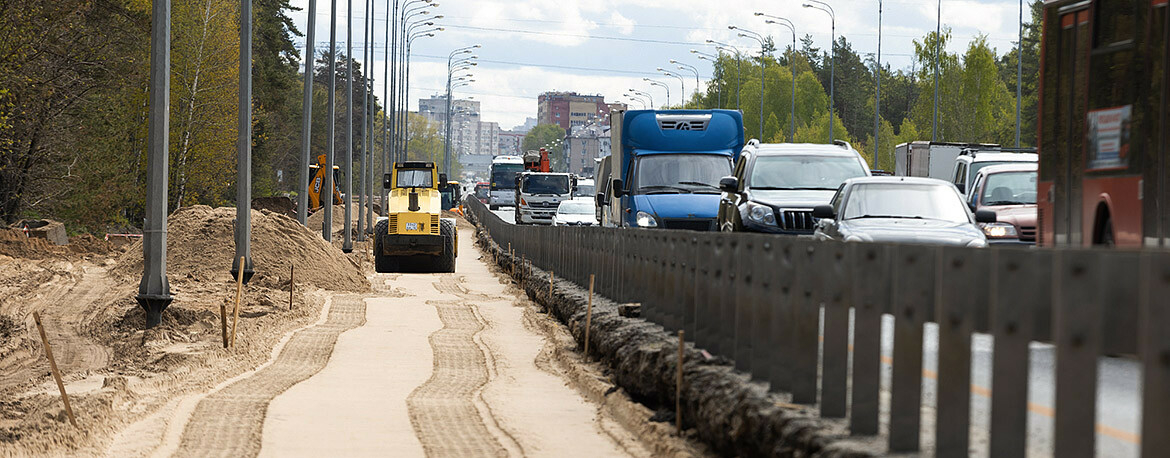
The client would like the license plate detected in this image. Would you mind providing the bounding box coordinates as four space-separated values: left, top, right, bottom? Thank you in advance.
405 222 419 231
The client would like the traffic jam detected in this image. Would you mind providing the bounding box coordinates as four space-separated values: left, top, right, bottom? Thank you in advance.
482 109 1041 248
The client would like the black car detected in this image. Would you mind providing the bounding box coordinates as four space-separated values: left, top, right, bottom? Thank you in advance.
811 176 996 247
717 140 871 234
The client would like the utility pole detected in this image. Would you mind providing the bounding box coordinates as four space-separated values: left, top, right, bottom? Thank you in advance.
383 0 395 216
324 0 337 241
342 0 353 253
1016 0 1023 147
357 0 370 241
874 0 883 168
233 0 254 283
932 0 941 142
298 0 317 226
138 0 174 328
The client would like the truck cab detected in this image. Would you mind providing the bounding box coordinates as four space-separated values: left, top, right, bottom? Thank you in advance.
514 172 574 225
599 109 744 230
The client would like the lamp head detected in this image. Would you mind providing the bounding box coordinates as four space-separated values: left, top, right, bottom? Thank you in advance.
802 3 813 7
728 25 737 30
766 19 776 24
705 39 714 43
669 59 678 64
433 15 444 19
473 44 482 48
753 12 763 16
656 67 664 71
690 49 698 53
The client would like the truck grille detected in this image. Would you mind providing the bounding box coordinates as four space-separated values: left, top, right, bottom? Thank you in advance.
778 210 816 233
1019 225 1037 242
655 114 711 131
661 218 715 231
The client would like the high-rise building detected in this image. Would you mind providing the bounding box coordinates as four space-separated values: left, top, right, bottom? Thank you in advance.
499 131 525 156
564 123 610 176
537 92 614 131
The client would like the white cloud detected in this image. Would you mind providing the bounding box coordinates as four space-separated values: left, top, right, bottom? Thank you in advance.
609 12 636 35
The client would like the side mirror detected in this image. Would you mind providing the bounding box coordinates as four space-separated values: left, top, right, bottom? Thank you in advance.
812 205 836 219
718 176 739 193
956 182 966 194
611 179 625 198
975 209 997 224
383 173 393 189
439 173 448 184
595 192 605 207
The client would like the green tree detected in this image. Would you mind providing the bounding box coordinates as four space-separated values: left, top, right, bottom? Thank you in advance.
251 0 304 195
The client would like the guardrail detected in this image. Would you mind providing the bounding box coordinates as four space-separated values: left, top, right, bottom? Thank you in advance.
464 197 1168 457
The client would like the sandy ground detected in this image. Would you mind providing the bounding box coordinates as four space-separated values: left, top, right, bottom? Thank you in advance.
90 222 691 457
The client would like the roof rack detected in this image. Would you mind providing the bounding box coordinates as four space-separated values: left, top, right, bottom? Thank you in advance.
833 139 853 150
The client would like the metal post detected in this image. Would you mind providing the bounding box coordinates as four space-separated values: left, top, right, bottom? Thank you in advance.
444 69 453 176
404 40 413 163
299 0 317 226
138 0 174 328
383 0 395 214
932 0 941 142
874 0 883 168
357 0 371 240
324 0 336 242
1016 0 1023 147
829 17 835 141
233 0 255 283
342 0 353 253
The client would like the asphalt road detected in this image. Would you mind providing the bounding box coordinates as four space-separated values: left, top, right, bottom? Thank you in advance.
489 209 1141 456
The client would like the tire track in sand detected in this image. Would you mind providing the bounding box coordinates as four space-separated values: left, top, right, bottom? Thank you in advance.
407 275 519 457
172 295 365 458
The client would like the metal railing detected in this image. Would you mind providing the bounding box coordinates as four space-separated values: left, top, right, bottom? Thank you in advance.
465 197 1169 457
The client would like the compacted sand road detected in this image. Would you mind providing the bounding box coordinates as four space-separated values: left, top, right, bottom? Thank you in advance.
120 226 653 457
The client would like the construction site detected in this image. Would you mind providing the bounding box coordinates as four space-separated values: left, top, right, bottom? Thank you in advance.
0 203 707 456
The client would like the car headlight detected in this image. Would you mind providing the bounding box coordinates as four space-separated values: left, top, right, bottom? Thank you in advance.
981 222 1019 239
635 211 658 228
746 202 776 225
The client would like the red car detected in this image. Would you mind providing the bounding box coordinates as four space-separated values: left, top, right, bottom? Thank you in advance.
967 163 1037 244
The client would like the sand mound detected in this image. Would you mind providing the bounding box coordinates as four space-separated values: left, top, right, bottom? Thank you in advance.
0 229 114 260
306 205 362 238
113 205 368 292
252 196 297 219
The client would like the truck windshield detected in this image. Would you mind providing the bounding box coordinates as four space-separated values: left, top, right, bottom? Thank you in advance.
634 154 730 194
475 186 490 198
750 156 867 190
574 184 595 197
522 175 570 195
981 171 1037 206
491 164 524 189
397 169 432 188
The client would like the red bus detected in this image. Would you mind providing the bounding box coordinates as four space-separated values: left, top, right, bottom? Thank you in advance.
1038 0 1169 247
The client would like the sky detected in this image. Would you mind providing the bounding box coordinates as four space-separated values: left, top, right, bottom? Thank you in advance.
286 0 1029 130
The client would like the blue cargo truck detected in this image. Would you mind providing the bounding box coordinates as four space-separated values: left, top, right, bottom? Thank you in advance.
596 109 745 230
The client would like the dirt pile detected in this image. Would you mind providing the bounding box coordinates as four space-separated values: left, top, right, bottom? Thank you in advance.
0 229 115 260
252 196 297 219
113 206 367 292
306 205 362 239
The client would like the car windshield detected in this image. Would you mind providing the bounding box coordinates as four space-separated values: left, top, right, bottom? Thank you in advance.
981 171 1037 205
491 164 524 189
634 154 731 194
970 160 1027 181
397 169 432 188
557 201 594 215
842 183 971 223
522 175 570 194
749 155 868 190
574 184 595 197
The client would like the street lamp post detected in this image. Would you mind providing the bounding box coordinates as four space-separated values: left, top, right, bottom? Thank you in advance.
758 13 797 142
234 0 255 279
933 0 940 141
732 25 766 141
691 50 722 108
803 0 836 142
875 0 883 168
324 0 337 241
342 0 354 253
139 0 174 328
670 59 701 104
707 40 742 111
629 89 654 109
298 0 317 226
644 78 670 107
402 27 439 162
444 46 479 177
1016 0 1022 147
657 68 685 105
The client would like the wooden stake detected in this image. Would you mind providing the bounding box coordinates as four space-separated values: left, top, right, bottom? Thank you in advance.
549 271 554 300
584 274 595 357
676 330 685 435
289 265 295 310
219 299 229 348
230 256 244 349
521 255 526 280
32 312 78 428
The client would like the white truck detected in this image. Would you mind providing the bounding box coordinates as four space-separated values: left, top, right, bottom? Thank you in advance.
514 172 574 225
893 141 1000 180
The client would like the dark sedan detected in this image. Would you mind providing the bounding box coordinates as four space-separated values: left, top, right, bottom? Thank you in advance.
812 177 996 247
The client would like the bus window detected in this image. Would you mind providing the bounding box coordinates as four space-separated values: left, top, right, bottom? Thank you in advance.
1094 0 1136 46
